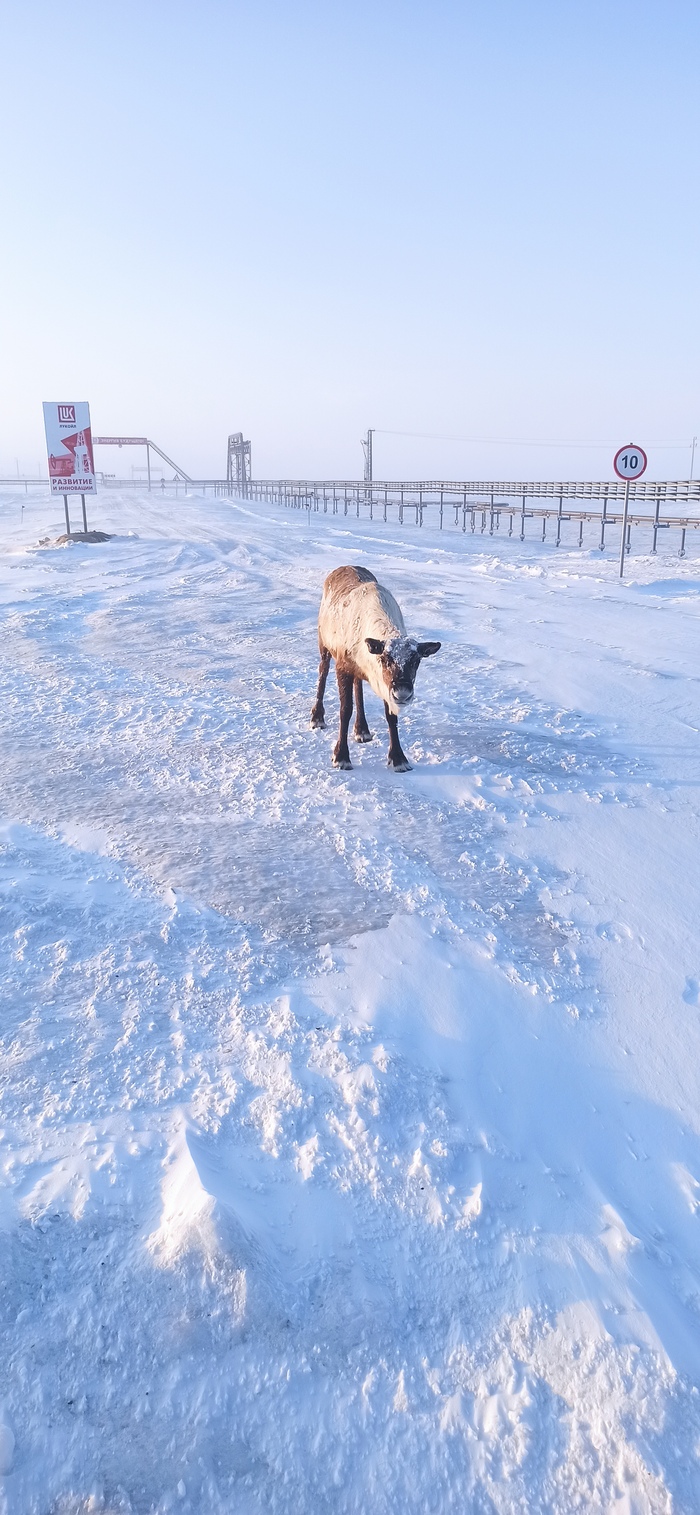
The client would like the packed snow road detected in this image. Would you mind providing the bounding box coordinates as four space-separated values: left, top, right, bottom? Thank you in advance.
1 486 700 1514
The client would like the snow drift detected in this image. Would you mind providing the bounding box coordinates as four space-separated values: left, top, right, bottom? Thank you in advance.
1 486 699 1513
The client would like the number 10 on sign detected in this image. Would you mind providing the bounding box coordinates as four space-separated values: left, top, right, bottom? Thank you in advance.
613 444 647 577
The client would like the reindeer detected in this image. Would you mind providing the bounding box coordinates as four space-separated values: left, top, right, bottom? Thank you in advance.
310 566 441 771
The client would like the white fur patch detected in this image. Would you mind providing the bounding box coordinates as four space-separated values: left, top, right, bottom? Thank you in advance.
318 575 411 713
385 636 418 670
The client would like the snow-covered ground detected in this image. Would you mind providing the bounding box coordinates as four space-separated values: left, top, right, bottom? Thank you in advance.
1 486 700 1514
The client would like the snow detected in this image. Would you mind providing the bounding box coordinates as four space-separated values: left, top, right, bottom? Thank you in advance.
1 485 700 1513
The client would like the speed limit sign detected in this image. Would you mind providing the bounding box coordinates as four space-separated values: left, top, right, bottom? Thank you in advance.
614 442 647 576
614 444 647 481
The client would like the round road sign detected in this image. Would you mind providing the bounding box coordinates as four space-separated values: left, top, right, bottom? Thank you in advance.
614 444 647 481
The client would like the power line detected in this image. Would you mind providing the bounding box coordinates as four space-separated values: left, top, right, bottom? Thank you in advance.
375 428 692 450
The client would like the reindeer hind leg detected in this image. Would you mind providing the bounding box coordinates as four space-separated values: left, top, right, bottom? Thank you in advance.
353 678 373 742
333 670 354 769
311 646 331 729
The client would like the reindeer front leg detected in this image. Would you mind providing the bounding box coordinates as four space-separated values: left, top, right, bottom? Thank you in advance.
333 670 354 769
311 646 331 729
384 702 412 772
353 678 373 743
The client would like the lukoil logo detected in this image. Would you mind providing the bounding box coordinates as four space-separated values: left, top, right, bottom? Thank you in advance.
57 404 76 424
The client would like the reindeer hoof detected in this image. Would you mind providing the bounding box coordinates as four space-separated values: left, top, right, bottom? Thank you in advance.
333 756 353 770
388 758 412 773
353 730 373 743
311 716 326 730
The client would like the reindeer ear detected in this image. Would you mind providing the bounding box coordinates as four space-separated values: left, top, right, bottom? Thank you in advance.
365 638 385 655
417 641 441 658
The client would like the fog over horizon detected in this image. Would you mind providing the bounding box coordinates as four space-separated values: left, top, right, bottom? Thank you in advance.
1 0 698 483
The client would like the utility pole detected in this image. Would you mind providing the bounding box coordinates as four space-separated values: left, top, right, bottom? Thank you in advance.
690 435 697 481
361 429 374 482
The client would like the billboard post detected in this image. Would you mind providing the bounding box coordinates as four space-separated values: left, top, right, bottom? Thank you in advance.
43 402 97 535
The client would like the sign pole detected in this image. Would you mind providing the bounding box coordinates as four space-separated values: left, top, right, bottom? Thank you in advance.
146 441 151 492
613 444 647 579
618 479 631 578
81 493 88 533
63 494 71 536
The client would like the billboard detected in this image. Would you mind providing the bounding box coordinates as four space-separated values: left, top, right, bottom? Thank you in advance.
43 402 97 494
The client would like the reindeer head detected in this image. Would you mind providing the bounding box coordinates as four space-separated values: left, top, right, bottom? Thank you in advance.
365 634 441 713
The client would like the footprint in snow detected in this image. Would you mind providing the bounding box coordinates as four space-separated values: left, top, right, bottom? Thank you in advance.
596 921 634 943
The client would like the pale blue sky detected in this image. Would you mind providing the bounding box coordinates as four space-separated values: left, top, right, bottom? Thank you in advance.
1 0 698 481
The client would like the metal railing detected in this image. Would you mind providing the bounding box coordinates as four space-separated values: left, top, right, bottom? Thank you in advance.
0 478 49 490
3 475 699 556
237 477 700 557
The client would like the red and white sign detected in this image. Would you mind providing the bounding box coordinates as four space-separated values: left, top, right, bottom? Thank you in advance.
43 401 97 494
613 443 647 481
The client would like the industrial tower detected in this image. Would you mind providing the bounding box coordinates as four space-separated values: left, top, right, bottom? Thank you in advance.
227 433 252 488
